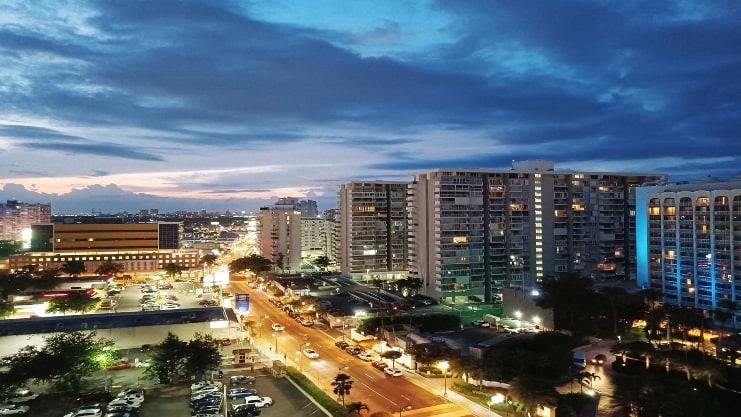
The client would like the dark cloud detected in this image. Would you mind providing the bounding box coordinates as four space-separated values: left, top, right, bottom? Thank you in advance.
0 0 740 213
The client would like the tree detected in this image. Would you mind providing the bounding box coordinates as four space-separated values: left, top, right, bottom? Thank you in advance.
61 260 86 277
346 401 370 417
1 331 118 393
0 299 15 319
229 254 273 276
534 273 596 332
145 332 188 384
33 269 63 290
183 333 222 380
597 285 629 336
507 375 558 417
331 372 354 407
396 278 423 297
380 350 403 370
200 254 219 272
95 260 125 277
578 371 601 391
163 263 186 279
45 292 100 315
275 252 286 273
314 255 331 271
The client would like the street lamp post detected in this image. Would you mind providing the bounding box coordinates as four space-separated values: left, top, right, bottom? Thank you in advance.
260 315 268 337
438 360 449 397
398 404 412 417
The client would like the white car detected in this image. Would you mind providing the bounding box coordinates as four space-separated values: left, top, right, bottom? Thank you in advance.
384 368 403 377
191 381 223 391
302 349 319 359
191 387 220 398
0 405 30 415
134 358 150 368
107 398 142 409
271 323 285 331
357 352 373 361
63 409 102 417
160 303 179 310
232 396 273 409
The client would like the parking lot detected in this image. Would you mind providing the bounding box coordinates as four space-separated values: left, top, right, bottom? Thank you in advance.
23 367 325 417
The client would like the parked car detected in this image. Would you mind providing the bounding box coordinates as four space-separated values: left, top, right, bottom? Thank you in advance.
302 349 319 359
230 403 260 417
230 375 256 384
357 352 373 362
221 338 232 346
8 389 38 404
227 388 259 399
106 361 132 371
231 396 273 409
299 318 313 326
0 405 30 415
77 392 114 404
371 361 388 371
384 368 403 377
117 389 145 398
198 299 219 306
191 387 220 398
334 341 349 349
271 323 285 331
345 346 363 356
139 344 152 352
160 302 179 310
191 381 223 391
133 358 150 368
471 320 490 327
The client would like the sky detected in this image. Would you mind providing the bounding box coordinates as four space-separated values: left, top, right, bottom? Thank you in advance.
1 0 740 214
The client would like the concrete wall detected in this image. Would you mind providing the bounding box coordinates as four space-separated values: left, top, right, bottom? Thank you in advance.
0 323 235 357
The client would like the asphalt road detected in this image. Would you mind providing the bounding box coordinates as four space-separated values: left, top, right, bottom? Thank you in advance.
227 279 462 417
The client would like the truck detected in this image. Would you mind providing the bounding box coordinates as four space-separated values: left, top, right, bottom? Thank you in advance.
571 351 587 368
482 314 500 327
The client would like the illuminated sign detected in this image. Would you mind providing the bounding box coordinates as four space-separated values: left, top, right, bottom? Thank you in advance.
235 293 250 315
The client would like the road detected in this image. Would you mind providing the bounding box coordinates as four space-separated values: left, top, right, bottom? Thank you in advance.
227 279 473 417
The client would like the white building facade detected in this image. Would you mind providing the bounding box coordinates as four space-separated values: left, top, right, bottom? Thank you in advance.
409 161 664 304
258 206 302 273
636 179 741 323
338 181 409 282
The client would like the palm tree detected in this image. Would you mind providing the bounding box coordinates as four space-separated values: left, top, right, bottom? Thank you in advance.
579 371 601 390
346 401 370 417
332 373 354 407
507 375 558 417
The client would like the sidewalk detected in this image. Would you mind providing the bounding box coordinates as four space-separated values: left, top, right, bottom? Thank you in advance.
403 369 503 417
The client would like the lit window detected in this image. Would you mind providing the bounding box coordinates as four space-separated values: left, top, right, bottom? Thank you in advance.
453 236 468 244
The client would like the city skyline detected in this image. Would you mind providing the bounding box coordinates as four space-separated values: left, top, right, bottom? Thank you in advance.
1 0 740 214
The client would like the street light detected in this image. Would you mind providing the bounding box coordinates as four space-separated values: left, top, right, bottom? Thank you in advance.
398 404 411 417
260 315 269 337
438 360 449 397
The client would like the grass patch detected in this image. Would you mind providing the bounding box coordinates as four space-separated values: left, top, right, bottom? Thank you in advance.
285 367 347 417
450 382 526 417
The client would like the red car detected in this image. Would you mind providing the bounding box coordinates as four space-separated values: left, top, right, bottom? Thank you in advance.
106 361 132 371
371 361 388 371
221 338 232 346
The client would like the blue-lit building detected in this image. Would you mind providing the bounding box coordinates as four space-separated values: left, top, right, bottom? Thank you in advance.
636 178 741 326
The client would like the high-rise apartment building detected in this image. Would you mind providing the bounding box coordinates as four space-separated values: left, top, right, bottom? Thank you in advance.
636 178 741 320
258 205 302 272
338 181 409 282
0 200 51 240
409 161 665 303
301 216 336 265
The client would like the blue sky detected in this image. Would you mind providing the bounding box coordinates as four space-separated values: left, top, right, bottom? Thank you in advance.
1 0 739 214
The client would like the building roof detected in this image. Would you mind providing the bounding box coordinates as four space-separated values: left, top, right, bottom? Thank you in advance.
0 307 231 337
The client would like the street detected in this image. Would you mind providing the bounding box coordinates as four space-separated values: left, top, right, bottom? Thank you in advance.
227 279 476 417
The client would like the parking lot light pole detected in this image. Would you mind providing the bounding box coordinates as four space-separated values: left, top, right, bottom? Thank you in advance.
438 361 449 397
399 404 412 417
